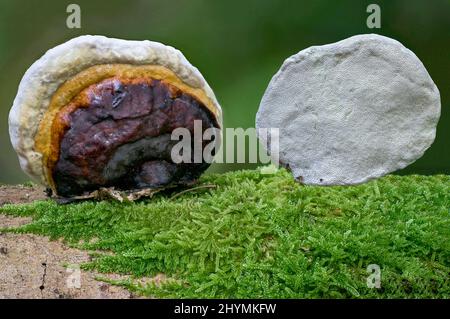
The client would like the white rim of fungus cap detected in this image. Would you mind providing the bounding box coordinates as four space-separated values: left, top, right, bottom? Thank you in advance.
256 34 441 185
8 35 222 186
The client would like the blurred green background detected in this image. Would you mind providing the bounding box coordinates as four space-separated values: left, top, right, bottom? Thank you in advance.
0 0 449 184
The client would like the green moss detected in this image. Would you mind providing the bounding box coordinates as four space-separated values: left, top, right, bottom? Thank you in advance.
1 168 449 298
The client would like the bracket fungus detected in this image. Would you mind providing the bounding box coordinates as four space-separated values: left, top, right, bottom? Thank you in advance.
9 35 222 198
256 34 441 185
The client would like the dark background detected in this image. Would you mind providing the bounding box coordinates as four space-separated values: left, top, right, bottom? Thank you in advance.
0 0 448 184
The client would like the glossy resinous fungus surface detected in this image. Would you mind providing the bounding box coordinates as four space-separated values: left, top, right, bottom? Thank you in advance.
53 77 218 196
256 34 441 185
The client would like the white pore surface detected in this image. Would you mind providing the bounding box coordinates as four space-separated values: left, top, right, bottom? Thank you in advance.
8 35 221 185
256 34 441 185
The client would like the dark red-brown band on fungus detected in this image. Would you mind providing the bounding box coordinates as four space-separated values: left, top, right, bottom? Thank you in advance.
52 77 218 197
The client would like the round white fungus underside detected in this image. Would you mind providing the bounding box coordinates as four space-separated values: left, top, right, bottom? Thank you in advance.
256 34 440 185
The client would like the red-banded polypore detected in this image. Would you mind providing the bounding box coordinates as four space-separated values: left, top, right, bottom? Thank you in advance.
256 34 441 185
9 35 222 197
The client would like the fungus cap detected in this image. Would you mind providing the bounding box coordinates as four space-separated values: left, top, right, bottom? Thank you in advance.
9 35 222 196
